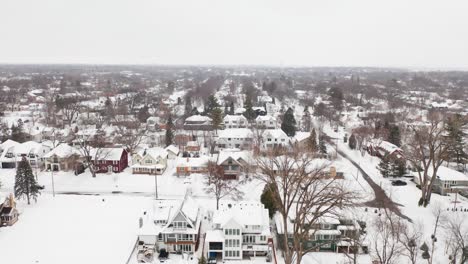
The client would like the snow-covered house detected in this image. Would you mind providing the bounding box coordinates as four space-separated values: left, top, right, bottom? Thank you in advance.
89 148 128 173
205 201 272 261
367 140 403 159
255 115 277 129
184 115 212 130
223 115 248 129
43 143 83 172
275 211 363 253
146 116 161 132
217 128 253 150
165 145 180 159
131 148 168 175
176 156 209 176
217 149 253 180
0 194 19 227
14 141 52 168
414 166 468 196
137 194 202 254
261 129 289 150
0 139 20 168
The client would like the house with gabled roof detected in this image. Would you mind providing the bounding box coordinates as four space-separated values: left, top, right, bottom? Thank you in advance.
217 149 253 180
136 194 202 254
131 147 168 175
205 201 272 261
43 143 83 172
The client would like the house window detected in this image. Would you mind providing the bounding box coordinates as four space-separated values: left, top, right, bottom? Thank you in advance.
173 221 187 229
145 159 152 164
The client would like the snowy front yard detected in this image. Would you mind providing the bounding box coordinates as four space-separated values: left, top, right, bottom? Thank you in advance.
0 193 151 264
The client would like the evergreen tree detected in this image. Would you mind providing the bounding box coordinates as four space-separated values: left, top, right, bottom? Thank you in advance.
11 119 26 143
205 95 220 114
388 125 401 147
389 159 406 178
184 96 192 116
302 106 311 132
319 135 327 154
377 157 391 178
229 101 235 115
198 256 206 264
307 129 318 153
165 115 174 147
281 107 296 137
14 157 41 205
348 134 357 150
243 94 256 121
260 183 279 218
210 108 224 134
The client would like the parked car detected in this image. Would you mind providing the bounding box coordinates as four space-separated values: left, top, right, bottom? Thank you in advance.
158 249 169 262
391 180 407 186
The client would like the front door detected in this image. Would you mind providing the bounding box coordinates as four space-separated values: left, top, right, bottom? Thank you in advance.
108 165 113 173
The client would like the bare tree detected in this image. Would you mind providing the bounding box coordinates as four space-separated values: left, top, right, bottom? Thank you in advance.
76 130 108 178
400 221 424 264
404 111 450 207
204 161 244 210
370 208 405 264
443 215 468 264
256 148 357 264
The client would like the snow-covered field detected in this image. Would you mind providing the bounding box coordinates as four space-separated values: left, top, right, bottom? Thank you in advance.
0 193 150 264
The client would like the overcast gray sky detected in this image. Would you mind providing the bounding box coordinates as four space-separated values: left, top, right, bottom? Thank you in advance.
0 0 467 68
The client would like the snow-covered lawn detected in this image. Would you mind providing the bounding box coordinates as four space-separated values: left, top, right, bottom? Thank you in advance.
0 193 151 264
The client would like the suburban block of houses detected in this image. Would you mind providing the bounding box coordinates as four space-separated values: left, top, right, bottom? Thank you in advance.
205 201 272 261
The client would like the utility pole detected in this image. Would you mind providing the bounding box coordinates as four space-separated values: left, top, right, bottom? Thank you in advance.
154 172 158 200
51 169 56 197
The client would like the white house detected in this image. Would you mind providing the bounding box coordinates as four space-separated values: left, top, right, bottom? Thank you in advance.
217 128 253 150
137 194 202 254
165 145 180 159
217 149 253 180
0 140 20 168
255 115 277 129
132 148 168 175
205 201 272 261
223 115 248 129
43 143 83 171
414 166 468 196
262 129 289 150
15 141 52 168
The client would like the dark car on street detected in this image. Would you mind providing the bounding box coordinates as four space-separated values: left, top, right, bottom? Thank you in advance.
391 180 407 186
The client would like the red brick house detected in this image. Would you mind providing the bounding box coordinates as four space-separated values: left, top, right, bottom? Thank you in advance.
90 148 128 173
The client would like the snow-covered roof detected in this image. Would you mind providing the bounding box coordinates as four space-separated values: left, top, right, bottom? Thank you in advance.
44 143 81 159
217 149 252 165
213 201 270 235
14 141 42 155
263 129 288 139
223 115 247 122
165 145 180 155
136 147 168 159
175 156 210 167
90 148 125 160
205 230 224 242
0 139 19 150
436 166 468 182
255 115 275 122
185 115 212 122
234 107 246 114
217 128 253 139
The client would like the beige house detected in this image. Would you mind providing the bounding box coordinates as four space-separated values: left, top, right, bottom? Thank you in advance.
43 143 83 172
132 148 168 175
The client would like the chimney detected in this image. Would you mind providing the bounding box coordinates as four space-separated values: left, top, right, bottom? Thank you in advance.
330 166 336 178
